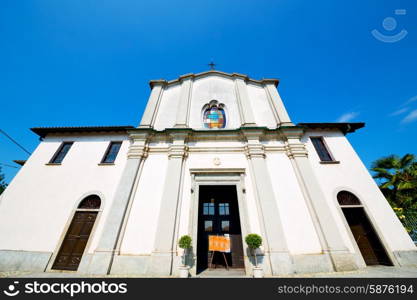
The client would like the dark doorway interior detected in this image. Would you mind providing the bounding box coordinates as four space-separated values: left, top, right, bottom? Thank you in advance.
197 185 245 274
342 207 392 266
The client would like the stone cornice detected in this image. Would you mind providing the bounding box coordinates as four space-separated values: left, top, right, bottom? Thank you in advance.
127 126 305 144
280 126 304 139
190 168 246 174
149 70 279 89
127 131 150 159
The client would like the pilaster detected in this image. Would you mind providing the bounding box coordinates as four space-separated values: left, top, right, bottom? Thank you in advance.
174 75 193 128
234 76 257 126
82 132 149 275
281 127 359 272
148 131 189 276
264 82 293 126
138 81 165 128
243 129 294 275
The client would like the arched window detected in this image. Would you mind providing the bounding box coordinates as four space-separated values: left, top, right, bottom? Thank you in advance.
337 191 361 206
78 195 101 209
203 101 226 129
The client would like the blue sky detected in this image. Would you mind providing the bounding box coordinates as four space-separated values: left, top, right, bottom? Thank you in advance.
1 0 416 183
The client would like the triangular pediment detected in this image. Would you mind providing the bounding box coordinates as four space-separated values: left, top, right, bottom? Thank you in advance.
149 70 278 88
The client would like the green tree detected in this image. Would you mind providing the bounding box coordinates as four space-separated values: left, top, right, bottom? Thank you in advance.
371 154 417 211
0 167 7 195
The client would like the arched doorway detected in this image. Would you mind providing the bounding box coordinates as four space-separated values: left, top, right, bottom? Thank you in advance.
337 191 392 266
52 195 101 271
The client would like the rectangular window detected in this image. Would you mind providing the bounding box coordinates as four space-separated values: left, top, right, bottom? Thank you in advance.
203 203 215 215
310 137 333 162
101 142 122 164
221 220 230 232
204 221 213 232
219 203 230 215
50 142 73 164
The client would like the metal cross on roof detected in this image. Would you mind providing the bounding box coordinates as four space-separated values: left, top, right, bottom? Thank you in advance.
208 61 216 70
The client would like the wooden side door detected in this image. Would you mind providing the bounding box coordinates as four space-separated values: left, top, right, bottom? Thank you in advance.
52 211 97 271
342 207 392 266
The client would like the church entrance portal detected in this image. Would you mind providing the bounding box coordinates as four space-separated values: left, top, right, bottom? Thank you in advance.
197 185 245 274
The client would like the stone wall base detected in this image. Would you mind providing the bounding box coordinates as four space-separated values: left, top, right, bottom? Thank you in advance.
268 252 294 275
110 255 150 276
4 249 416 276
393 250 417 267
146 253 173 276
80 252 113 275
329 251 362 271
292 253 334 274
0 250 51 272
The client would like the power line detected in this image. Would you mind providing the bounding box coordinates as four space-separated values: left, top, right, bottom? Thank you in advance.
0 129 31 155
0 162 19 169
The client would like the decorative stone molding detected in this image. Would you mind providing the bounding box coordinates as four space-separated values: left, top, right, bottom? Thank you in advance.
167 131 190 159
280 127 308 159
148 70 279 89
245 143 266 159
168 144 188 159
285 142 308 159
242 129 266 159
280 126 304 139
127 132 150 159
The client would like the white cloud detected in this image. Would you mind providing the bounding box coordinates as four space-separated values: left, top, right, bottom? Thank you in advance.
337 112 360 122
389 107 409 116
401 109 417 124
403 95 417 106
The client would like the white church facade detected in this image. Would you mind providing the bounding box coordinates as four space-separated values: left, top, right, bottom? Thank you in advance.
0 70 415 277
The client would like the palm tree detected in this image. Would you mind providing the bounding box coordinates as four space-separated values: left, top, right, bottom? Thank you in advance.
371 154 417 210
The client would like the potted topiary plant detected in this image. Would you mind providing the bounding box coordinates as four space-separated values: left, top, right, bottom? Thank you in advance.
245 233 263 278
178 235 192 278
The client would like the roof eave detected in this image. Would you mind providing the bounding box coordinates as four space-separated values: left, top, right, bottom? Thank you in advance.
297 122 365 134
30 126 135 138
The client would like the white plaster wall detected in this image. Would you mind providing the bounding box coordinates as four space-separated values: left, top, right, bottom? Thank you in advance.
0 133 129 254
120 153 168 254
266 153 322 254
189 76 242 129
246 83 276 128
153 83 181 131
303 130 416 252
